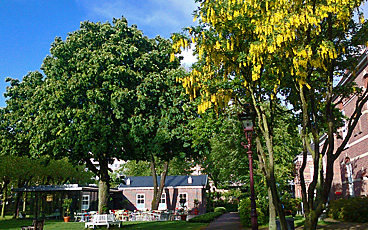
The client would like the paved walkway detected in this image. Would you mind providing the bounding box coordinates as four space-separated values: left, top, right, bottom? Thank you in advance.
205 212 245 230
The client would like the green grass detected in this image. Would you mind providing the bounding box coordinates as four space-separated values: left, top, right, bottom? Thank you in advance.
0 217 208 230
289 215 338 228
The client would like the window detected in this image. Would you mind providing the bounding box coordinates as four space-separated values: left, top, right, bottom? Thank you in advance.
158 193 167 210
136 194 145 210
82 195 90 211
178 193 188 208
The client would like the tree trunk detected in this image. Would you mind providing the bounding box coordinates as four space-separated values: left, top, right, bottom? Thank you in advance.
150 155 169 210
12 192 22 219
98 161 110 214
1 185 8 217
303 211 318 230
268 188 277 230
23 194 26 212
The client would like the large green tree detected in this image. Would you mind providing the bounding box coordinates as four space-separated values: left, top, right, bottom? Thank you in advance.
2 17 182 213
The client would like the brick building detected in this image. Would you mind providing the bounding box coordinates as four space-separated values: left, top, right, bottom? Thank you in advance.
330 52 368 199
294 51 368 200
118 175 208 213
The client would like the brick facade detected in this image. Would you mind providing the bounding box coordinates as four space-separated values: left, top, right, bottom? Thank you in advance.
330 57 368 199
294 52 368 200
118 175 208 213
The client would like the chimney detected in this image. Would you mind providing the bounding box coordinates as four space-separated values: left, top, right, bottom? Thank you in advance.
126 178 131 185
188 176 193 184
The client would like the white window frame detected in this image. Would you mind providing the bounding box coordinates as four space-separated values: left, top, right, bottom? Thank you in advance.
158 193 167 210
81 195 90 211
178 193 188 208
136 194 145 210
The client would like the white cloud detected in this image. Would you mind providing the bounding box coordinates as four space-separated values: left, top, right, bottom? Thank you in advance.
76 0 198 37
180 46 197 69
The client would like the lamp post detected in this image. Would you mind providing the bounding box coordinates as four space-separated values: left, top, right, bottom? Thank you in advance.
238 105 258 230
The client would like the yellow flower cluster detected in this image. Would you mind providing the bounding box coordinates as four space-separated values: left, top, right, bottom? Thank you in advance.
172 0 365 113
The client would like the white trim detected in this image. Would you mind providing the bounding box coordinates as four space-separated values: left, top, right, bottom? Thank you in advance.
136 193 145 210
347 134 368 148
343 94 357 107
158 193 167 210
342 178 362 184
339 151 368 165
178 192 188 208
82 195 90 211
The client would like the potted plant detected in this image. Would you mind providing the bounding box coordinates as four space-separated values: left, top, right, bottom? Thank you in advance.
193 199 200 215
62 198 72 222
179 198 187 221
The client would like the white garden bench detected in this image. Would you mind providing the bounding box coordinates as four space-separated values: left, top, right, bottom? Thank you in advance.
85 214 121 229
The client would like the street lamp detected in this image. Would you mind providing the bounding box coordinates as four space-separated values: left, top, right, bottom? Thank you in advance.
238 105 258 230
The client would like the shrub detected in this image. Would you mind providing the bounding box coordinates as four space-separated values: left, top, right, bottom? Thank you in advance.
283 198 301 216
327 196 368 222
214 207 227 213
188 212 222 223
238 198 265 227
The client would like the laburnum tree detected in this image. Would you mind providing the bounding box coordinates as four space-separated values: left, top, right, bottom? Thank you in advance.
171 0 368 229
129 65 195 210
171 0 299 228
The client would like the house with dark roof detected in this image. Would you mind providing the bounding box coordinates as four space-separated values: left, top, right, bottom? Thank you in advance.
118 175 208 213
14 184 123 218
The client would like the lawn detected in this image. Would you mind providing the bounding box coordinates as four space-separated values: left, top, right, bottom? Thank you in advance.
0 217 208 230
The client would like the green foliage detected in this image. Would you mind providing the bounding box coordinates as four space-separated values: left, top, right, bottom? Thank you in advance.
214 207 227 213
62 198 72 216
188 212 223 223
189 108 248 188
2 17 185 213
120 157 194 177
238 198 265 227
327 197 368 222
283 197 301 215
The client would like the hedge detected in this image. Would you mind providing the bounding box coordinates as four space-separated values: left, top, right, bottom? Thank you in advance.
214 207 227 213
188 212 222 223
327 196 368 222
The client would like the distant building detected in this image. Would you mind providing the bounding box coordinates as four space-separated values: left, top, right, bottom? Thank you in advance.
14 184 123 218
118 175 208 213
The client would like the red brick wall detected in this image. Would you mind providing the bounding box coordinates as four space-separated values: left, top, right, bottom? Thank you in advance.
121 187 206 213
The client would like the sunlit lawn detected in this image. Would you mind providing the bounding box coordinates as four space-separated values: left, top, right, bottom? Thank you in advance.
292 215 338 228
0 217 208 230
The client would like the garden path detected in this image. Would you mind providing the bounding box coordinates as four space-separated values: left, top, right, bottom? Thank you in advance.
205 212 246 230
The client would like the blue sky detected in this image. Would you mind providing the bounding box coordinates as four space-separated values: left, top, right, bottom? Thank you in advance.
0 1 367 107
0 0 198 107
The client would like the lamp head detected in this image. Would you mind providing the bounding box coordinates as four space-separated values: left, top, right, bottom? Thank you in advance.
238 104 254 132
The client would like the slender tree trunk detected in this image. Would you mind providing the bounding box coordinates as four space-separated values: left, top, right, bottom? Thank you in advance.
268 188 277 230
12 192 21 219
150 155 158 210
1 184 8 217
23 194 26 212
250 86 288 230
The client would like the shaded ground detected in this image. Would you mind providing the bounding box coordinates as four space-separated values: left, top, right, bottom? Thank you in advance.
296 218 368 230
206 214 368 230
205 212 245 230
